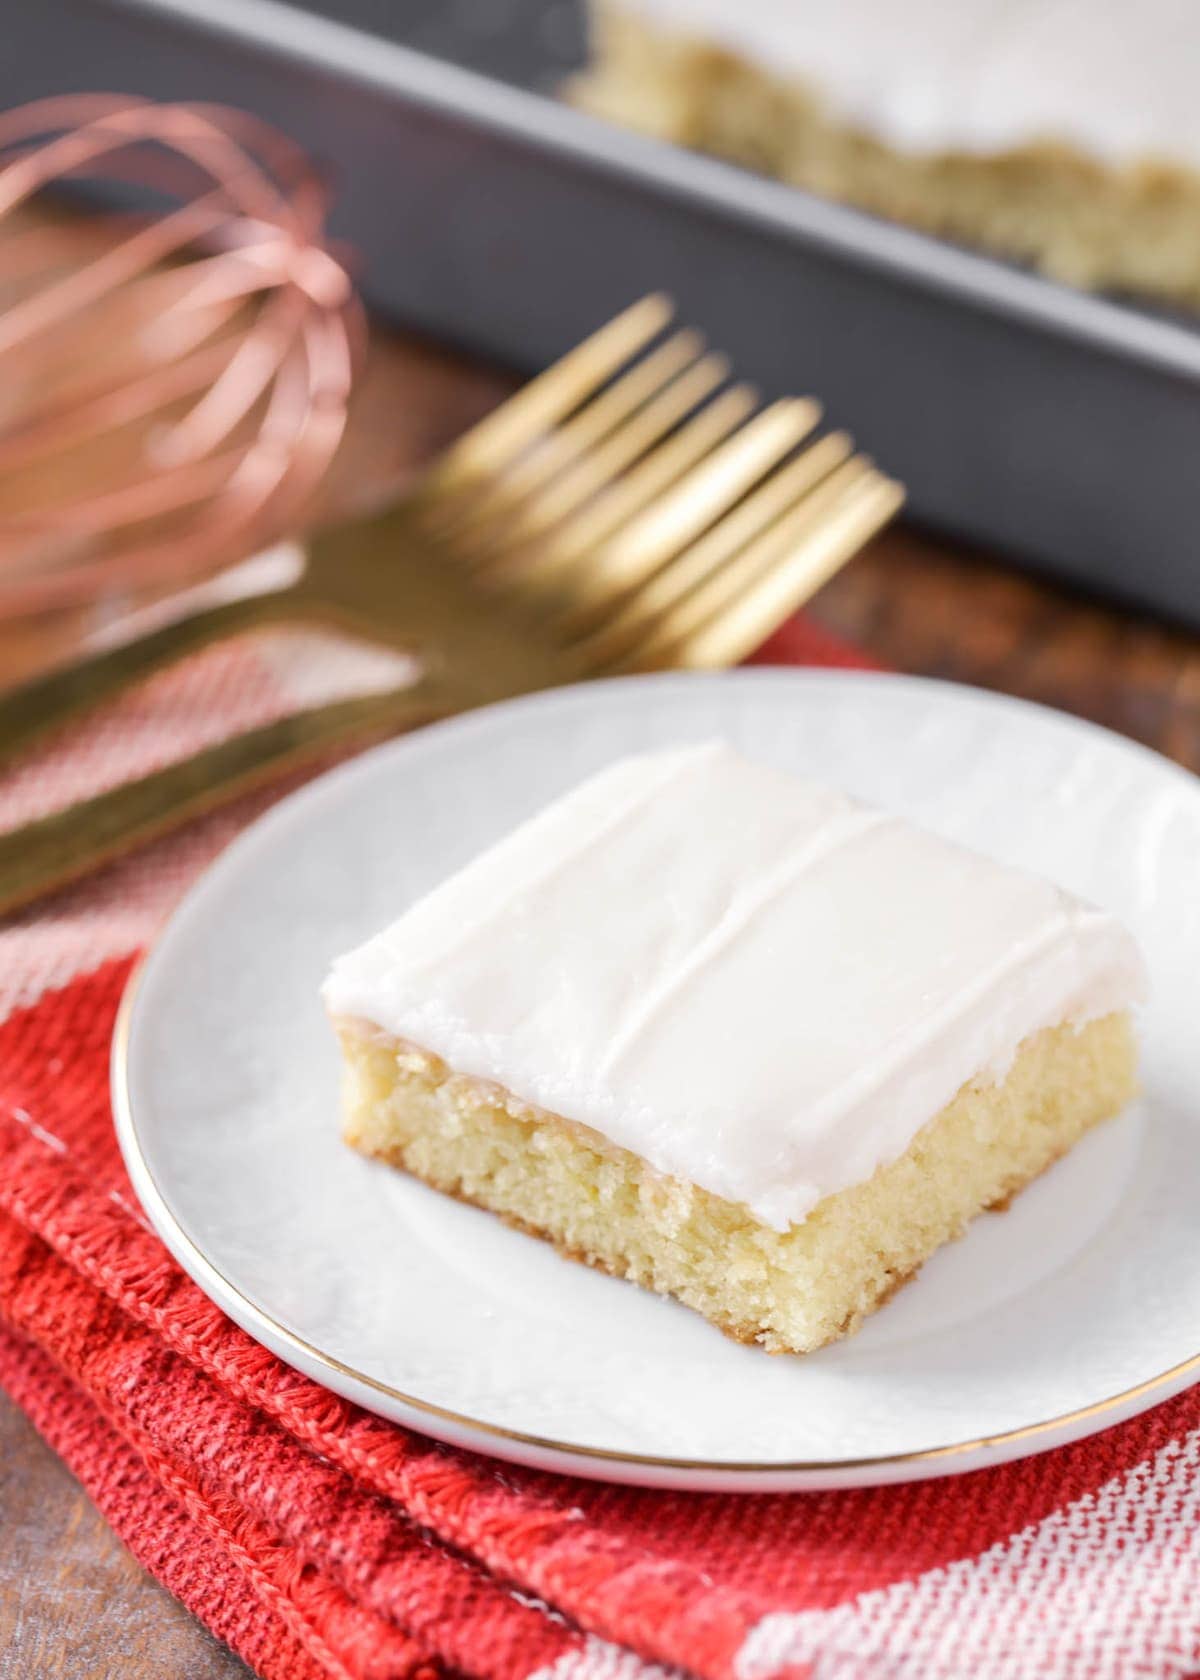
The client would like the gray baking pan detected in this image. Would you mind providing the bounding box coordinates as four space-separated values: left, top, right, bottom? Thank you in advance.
7 0 1200 625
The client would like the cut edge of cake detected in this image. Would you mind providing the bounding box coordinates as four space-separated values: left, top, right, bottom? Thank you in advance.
570 4 1200 309
332 1007 1138 1354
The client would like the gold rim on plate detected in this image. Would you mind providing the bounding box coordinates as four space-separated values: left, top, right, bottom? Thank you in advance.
111 956 1200 1481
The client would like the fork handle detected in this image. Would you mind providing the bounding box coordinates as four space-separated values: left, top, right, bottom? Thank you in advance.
0 588 310 768
0 682 453 918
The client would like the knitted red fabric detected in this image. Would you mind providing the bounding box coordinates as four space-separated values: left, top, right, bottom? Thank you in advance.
3 620 1198 1680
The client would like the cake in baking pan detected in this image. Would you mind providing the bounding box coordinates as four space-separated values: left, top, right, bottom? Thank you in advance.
323 741 1144 1353
572 0 1200 308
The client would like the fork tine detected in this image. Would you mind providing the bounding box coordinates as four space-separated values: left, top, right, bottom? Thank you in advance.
644 457 874 643
570 431 854 664
549 397 821 631
510 382 759 587
461 352 731 566
450 329 707 530
617 468 904 671
418 294 672 499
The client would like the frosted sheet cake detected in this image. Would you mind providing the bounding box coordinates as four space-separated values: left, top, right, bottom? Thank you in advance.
323 741 1145 1353
573 1 1200 308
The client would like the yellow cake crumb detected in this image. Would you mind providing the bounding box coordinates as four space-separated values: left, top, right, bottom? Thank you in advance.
334 1011 1137 1353
571 6 1200 308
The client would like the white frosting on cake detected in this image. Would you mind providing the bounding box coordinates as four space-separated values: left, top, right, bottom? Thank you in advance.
618 0 1200 168
323 742 1146 1230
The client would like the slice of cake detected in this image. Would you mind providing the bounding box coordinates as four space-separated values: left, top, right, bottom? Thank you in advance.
323 741 1145 1353
572 1 1200 309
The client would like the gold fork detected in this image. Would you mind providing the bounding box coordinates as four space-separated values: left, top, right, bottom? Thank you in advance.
0 296 902 916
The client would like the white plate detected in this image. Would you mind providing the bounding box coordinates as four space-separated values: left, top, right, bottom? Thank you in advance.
115 671 1200 1491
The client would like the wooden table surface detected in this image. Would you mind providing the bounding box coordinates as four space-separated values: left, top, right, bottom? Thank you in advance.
2 322 1200 1679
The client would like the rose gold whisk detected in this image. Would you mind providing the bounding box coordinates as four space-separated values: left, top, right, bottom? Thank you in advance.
0 94 361 615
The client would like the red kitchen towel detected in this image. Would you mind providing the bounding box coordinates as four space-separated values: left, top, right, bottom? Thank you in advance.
2 619 1199 1680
